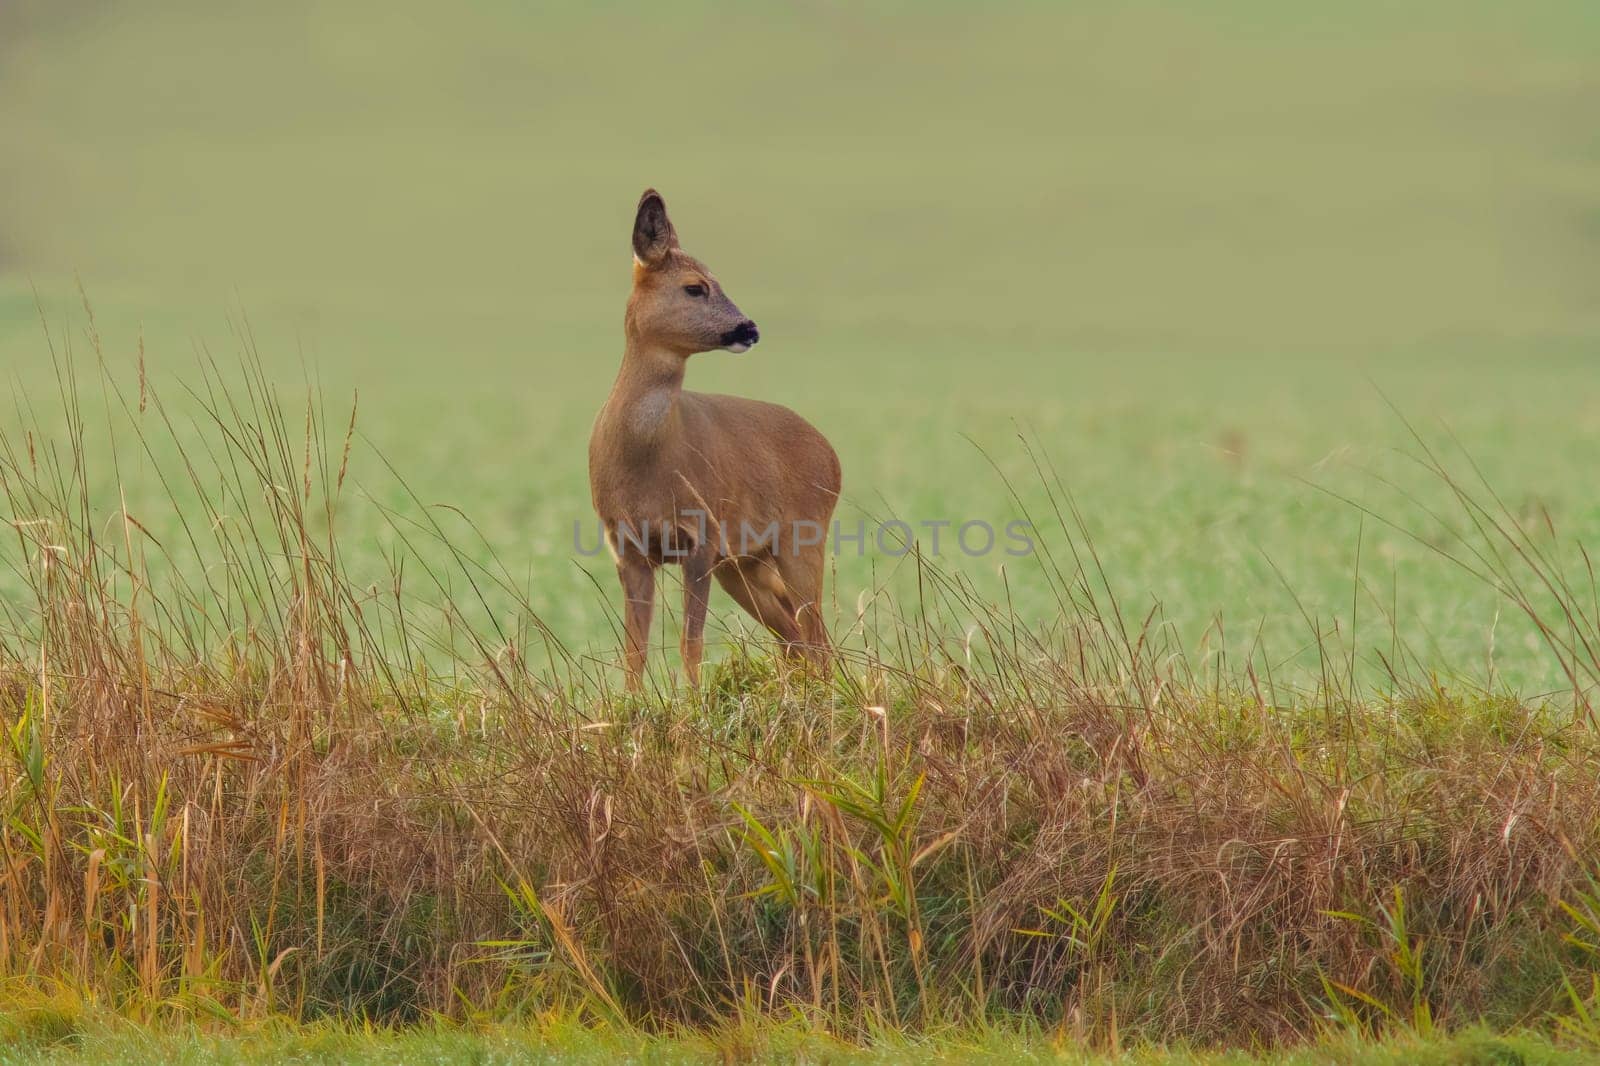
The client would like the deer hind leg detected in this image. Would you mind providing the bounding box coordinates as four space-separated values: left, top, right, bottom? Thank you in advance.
715 553 831 674
714 556 806 657
773 545 832 672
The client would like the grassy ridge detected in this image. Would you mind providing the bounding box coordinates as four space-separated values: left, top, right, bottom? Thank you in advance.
3 350 1600 1059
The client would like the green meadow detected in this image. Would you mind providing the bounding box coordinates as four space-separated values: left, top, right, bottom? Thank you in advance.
4 4 1600 1062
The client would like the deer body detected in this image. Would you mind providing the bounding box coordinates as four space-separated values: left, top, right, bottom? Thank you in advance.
588 190 840 689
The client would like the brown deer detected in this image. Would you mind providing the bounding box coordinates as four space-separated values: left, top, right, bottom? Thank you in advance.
588 189 841 690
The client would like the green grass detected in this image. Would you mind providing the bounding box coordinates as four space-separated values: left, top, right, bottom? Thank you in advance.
0 1013 1590 1066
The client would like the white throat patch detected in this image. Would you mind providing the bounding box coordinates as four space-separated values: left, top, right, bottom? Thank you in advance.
629 386 675 437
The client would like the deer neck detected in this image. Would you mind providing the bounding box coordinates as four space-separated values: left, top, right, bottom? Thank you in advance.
605 341 688 445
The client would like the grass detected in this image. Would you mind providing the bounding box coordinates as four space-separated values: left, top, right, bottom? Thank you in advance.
0 1020 1592 1066
4 3 1600 1061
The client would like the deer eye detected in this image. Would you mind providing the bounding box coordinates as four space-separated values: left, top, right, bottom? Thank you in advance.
683 284 707 298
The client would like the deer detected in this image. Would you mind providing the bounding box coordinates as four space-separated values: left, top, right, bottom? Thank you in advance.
588 189 841 691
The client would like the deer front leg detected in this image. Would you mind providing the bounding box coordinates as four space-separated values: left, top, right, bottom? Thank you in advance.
619 555 656 692
680 546 715 688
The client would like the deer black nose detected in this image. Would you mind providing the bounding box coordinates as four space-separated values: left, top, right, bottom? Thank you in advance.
721 320 760 347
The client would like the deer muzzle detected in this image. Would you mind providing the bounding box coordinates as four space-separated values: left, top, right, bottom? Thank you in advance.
720 320 760 354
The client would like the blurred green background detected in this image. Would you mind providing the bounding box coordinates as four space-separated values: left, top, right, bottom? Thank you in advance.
1 1 1597 689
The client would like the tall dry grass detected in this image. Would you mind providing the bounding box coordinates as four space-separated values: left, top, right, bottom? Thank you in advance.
2 316 1599 1049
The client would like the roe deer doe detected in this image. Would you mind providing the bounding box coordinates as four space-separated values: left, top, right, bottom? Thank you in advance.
588 189 841 690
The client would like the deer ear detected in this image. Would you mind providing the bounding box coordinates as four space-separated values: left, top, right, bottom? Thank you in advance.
631 189 678 267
